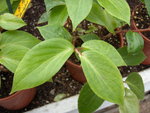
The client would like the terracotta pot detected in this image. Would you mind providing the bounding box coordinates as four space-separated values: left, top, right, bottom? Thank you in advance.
66 60 86 83
0 88 36 110
66 35 124 83
132 20 150 64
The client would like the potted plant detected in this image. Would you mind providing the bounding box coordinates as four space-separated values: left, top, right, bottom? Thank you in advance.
0 13 40 110
0 0 148 112
4 1 146 113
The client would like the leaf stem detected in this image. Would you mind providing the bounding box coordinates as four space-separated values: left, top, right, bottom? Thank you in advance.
75 48 82 56
102 27 150 40
6 0 13 13
116 28 150 34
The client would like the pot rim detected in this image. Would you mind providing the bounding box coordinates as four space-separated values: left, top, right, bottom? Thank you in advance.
0 88 34 101
66 60 81 68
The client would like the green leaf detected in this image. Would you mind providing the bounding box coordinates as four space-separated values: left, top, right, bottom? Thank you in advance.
86 2 123 33
80 33 99 42
97 0 130 24
48 5 68 26
11 38 74 93
38 12 49 24
126 72 144 100
78 83 104 113
0 30 40 72
65 0 93 30
82 40 126 66
118 47 146 66
80 50 124 105
126 31 144 53
38 24 72 42
119 88 139 113
144 0 150 16
0 13 26 30
44 0 65 11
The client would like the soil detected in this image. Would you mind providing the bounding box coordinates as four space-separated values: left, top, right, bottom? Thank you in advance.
133 4 150 39
0 0 150 112
0 71 13 98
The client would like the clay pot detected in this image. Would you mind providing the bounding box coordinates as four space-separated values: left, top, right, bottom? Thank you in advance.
0 88 36 110
66 34 124 83
132 20 150 64
66 60 86 83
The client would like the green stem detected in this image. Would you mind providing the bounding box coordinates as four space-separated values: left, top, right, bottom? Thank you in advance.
6 0 13 13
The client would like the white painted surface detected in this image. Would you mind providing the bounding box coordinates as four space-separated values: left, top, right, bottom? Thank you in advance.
26 68 150 113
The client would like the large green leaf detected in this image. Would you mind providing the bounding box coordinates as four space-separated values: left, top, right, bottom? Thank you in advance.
0 13 26 30
38 24 72 42
144 0 150 16
48 5 68 26
97 0 130 24
11 38 74 93
78 83 104 113
118 47 146 66
119 88 139 113
86 2 123 33
126 72 144 100
65 0 93 30
80 50 124 105
0 30 40 72
126 31 144 53
44 0 65 11
82 40 126 66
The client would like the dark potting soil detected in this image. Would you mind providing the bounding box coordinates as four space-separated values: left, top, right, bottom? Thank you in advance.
0 71 13 98
133 4 150 39
0 0 150 112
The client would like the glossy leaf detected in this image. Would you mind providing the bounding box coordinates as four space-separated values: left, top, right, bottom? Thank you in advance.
126 31 144 53
145 0 150 16
65 0 93 30
0 31 40 72
126 72 144 100
44 0 65 11
118 47 146 66
78 83 104 113
82 40 126 66
0 13 26 30
11 38 74 93
48 5 68 26
80 33 99 42
97 0 130 24
80 50 124 105
87 3 123 33
119 88 139 113
38 24 72 42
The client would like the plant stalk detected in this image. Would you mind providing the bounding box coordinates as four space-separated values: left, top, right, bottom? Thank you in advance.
6 0 13 13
